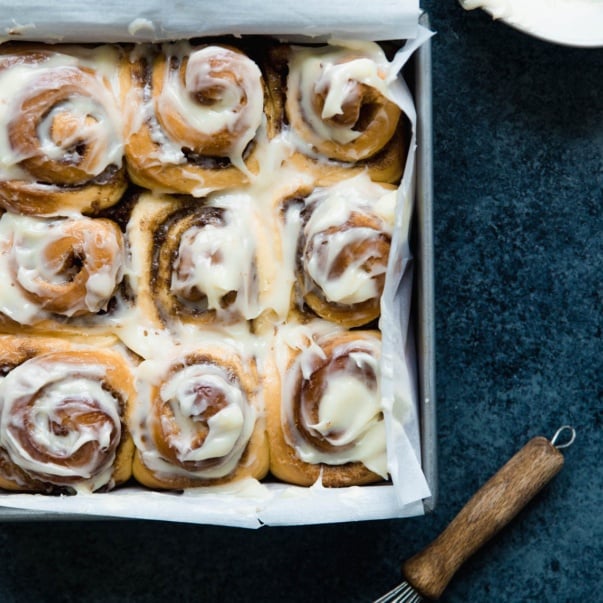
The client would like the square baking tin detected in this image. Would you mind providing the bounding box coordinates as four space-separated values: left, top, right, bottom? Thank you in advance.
0 16 436 522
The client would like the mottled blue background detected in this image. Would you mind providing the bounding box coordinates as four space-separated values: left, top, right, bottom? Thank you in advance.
0 2 601 601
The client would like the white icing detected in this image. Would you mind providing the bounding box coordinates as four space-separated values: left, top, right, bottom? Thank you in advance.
154 44 264 174
273 320 332 381
36 96 117 169
223 134 310 321
127 18 155 36
0 357 121 492
280 327 387 478
0 213 123 323
159 366 246 462
318 58 387 121
123 72 155 151
275 200 304 312
112 305 181 361
310 371 380 444
0 218 48 325
0 48 124 182
150 128 186 165
287 42 396 151
307 227 382 305
132 348 257 480
170 196 261 319
302 175 394 305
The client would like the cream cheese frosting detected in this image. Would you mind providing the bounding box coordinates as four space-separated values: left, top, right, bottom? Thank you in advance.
0 212 124 323
0 46 123 183
0 357 121 492
133 344 258 481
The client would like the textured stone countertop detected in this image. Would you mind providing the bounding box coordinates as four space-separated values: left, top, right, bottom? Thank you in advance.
0 3 601 602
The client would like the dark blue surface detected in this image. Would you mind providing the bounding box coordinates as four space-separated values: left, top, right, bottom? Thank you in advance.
0 3 601 602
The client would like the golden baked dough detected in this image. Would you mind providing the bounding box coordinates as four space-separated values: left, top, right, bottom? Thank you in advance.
0 334 135 492
265 326 387 487
0 44 127 216
130 342 269 489
265 42 407 185
123 42 269 195
0 212 125 331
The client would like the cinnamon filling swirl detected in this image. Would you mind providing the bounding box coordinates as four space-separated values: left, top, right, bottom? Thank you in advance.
285 44 401 162
0 213 124 322
0 45 126 215
150 199 261 323
0 350 131 492
131 345 267 488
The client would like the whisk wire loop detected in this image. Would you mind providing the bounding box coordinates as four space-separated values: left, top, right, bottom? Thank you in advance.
550 425 576 449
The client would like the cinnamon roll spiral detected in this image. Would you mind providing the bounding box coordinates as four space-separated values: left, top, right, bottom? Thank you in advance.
0 45 126 216
0 335 134 493
267 42 406 185
124 42 267 196
131 344 268 489
266 327 387 487
126 191 267 329
297 175 396 327
0 212 124 327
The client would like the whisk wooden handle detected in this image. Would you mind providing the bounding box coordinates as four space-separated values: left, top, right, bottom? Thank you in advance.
402 436 565 601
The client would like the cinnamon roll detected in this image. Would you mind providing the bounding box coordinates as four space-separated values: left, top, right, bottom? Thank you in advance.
124 42 267 196
266 41 406 185
266 326 387 487
0 335 135 493
130 342 269 489
0 212 124 329
296 175 396 328
126 191 270 329
0 45 126 216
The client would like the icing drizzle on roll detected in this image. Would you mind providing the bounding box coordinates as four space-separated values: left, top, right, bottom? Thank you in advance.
169 197 261 320
133 347 257 482
297 174 396 327
0 212 124 324
281 328 387 477
127 42 265 179
124 42 268 196
0 355 123 492
156 44 264 170
285 41 401 162
0 45 126 215
140 192 264 326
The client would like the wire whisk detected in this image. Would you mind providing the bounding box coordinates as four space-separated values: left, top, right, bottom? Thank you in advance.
373 428 575 602
374 581 423 603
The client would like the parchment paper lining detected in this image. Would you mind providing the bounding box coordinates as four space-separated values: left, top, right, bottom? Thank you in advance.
0 0 419 43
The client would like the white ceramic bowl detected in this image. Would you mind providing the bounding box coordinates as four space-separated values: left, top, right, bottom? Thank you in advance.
460 0 603 48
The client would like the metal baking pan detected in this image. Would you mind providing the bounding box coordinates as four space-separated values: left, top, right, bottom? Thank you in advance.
0 19 436 521
414 12 437 513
